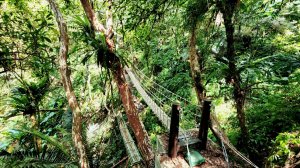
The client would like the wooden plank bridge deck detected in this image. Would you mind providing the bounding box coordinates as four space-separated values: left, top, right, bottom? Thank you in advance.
125 67 257 168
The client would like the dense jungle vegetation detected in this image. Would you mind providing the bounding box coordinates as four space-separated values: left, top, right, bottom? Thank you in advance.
0 0 299 167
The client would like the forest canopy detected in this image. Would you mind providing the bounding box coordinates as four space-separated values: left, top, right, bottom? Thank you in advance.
0 0 299 167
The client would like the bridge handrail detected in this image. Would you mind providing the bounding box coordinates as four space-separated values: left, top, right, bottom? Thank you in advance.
126 67 259 168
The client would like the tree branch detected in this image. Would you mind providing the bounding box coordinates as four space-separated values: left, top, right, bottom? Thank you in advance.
80 0 106 33
106 0 113 37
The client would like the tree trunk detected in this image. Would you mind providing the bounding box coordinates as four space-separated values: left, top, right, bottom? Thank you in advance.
225 15 248 144
189 25 205 103
234 87 248 145
187 12 242 155
30 113 42 153
47 1 90 167
79 0 154 164
110 55 154 162
217 0 249 145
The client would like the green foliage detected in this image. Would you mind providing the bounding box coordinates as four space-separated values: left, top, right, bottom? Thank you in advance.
0 149 77 168
0 0 300 167
236 69 300 162
268 131 300 167
0 124 75 167
71 15 108 66
5 77 49 117
184 0 210 29
141 107 166 138
16 128 70 156
0 1 56 76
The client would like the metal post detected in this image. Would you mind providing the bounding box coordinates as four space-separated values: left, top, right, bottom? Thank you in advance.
198 100 211 150
168 103 180 158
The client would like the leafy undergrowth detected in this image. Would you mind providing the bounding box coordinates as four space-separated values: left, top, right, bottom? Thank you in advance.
267 131 300 168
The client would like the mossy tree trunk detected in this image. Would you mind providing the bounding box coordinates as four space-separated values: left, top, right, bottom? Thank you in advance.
189 24 205 104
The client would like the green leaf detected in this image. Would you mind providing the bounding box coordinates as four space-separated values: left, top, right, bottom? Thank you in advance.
14 128 70 157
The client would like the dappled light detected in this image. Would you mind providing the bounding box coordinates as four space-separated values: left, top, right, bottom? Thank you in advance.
0 0 299 167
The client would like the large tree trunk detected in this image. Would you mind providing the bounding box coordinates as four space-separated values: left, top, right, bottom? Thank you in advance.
110 54 154 163
79 0 154 164
224 12 248 143
216 0 249 145
47 1 90 167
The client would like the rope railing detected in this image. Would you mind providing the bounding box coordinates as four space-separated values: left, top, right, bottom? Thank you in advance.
221 137 259 168
126 67 259 168
134 68 190 103
126 67 171 130
220 134 230 168
127 67 197 140
134 70 201 124
133 69 175 105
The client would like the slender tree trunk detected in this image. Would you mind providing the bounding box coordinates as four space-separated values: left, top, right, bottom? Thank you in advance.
47 1 90 167
217 0 249 145
79 0 154 164
30 113 41 153
234 86 248 145
189 25 205 103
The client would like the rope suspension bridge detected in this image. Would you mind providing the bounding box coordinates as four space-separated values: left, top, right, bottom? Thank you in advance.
117 66 259 168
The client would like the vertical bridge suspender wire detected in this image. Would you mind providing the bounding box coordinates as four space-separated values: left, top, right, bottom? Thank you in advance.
134 68 191 103
126 67 171 131
126 67 190 138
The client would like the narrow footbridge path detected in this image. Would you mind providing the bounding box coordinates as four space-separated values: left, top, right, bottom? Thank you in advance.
118 66 259 168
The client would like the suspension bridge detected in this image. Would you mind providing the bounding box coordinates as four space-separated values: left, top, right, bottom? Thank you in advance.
116 66 259 168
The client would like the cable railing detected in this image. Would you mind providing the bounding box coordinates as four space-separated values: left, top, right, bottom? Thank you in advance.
126 66 259 168
126 67 193 140
126 67 171 130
